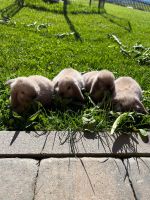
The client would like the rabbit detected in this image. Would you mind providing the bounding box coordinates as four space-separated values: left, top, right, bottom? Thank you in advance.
112 76 148 114
83 70 115 102
6 75 54 113
53 68 85 101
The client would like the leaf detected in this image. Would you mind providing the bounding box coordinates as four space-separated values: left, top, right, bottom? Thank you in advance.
109 34 124 46
55 32 75 38
28 110 41 122
109 111 121 117
25 121 38 129
110 113 129 135
87 95 96 106
12 112 22 119
37 23 48 31
128 112 135 121
133 43 145 50
82 108 97 130
120 47 130 56
26 21 37 27
82 116 96 125
108 45 116 48
138 129 148 137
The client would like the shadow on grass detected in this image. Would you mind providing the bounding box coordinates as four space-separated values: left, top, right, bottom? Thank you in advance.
71 10 132 32
101 12 132 32
25 4 52 13
63 0 82 41
0 0 131 36
25 2 82 41
0 0 24 20
25 1 131 38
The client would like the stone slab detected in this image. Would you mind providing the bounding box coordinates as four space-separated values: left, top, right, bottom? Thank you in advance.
0 131 150 157
35 158 134 200
123 158 150 200
0 158 38 200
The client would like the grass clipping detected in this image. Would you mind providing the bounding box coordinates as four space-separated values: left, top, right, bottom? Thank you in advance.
109 34 150 66
110 111 149 139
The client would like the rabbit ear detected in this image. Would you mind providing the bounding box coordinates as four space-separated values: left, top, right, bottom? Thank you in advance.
90 76 99 95
54 81 59 93
6 78 17 87
33 85 40 98
134 98 148 114
73 82 84 101
10 85 19 109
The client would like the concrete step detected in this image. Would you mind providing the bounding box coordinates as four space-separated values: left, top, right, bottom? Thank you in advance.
35 157 135 200
0 157 150 200
0 131 150 200
0 158 38 200
0 131 149 158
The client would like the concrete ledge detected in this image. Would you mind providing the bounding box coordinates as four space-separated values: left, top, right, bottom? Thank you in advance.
0 131 150 158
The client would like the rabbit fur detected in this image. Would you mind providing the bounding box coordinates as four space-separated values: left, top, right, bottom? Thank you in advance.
112 76 148 114
83 70 115 102
53 68 85 101
6 75 54 113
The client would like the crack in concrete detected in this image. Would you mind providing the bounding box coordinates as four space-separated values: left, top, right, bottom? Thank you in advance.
32 160 41 200
122 159 138 200
1 154 150 159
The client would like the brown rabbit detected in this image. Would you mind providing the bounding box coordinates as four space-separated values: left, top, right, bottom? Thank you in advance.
6 75 54 113
83 70 115 102
53 68 85 101
112 76 148 114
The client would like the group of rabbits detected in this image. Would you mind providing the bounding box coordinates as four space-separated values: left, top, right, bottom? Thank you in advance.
6 68 148 114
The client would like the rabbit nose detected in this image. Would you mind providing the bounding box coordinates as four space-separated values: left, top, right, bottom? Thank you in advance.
60 92 64 97
54 89 58 95
32 94 37 99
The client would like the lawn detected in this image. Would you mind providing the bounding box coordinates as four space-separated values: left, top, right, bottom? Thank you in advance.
0 0 150 132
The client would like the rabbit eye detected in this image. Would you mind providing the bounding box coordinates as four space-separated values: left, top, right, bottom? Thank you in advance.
21 91 25 95
60 92 64 97
31 94 37 99
67 86 71 90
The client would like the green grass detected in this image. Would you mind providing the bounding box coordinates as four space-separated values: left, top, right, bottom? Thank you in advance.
0 0 150 132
